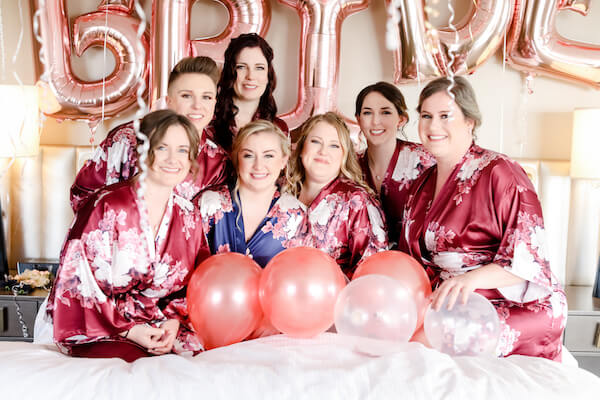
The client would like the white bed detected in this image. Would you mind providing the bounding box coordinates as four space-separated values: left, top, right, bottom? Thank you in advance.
0 333 598 399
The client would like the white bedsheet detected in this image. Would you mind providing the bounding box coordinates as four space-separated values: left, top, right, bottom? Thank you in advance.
0 333 598 400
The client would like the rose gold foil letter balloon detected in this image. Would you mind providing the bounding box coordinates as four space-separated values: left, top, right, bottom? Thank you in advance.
277 0 370 131
507 0 600 88
35 0 149 120
390 0 514 83
150 0 271 109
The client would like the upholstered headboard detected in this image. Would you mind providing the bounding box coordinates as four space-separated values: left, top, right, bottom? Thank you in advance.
1 145 93 273
0 146 572 285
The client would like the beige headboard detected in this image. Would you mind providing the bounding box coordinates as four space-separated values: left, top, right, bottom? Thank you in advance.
1 145 93 273
0 146 572 286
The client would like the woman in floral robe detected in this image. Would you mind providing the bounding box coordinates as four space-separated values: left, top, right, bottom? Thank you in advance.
355 82 435 245
70 56 229 212
287 112 388 279
398 76 566 360
198 120 305 268
47 110 210 362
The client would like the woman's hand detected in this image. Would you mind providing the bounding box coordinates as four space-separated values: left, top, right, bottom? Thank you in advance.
148 319 180 355
431 272 480 311
125 324 166 350
430 263 525 311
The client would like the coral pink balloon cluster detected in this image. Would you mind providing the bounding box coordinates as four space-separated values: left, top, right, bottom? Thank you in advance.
187 248 432 350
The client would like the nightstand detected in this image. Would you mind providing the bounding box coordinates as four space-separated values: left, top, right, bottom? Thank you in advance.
0 289 48 342
564 285 600 376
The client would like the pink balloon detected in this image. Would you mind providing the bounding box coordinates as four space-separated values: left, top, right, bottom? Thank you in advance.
334 275 417 342
150 0 271 109
353 250 431 331
35 1 149 120
187 253 263 350
259 247 346 338
507 0 600 88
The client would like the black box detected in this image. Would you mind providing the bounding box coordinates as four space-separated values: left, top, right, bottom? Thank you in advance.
17 259 59 276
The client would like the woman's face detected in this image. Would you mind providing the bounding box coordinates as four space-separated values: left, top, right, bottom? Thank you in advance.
237 131 288 193
166 73 217 132
300 121 344 186
233 46 269 103
357 91 406 147
418 91 474 163
147 124 192 189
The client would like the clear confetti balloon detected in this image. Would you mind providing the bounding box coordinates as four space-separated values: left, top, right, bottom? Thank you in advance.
334 275 417 342
424 292 500 356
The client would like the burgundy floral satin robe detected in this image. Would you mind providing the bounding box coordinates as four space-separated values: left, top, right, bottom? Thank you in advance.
48 182 210 355
399 145 567 360
70 121 229 212
359 139 435 246
304 177 389 279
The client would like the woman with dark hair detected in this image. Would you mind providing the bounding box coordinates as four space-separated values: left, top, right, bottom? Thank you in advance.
46 110 210 362
71 56 227 211
213 33 288 153
287 112 388 279
355 82 434 245
399 76 566 360
198 120 304 268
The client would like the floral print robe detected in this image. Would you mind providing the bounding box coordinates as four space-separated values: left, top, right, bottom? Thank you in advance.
70 121 229 212
399 145 567 360
48 182 210 355
198 185 306 268
304 177 389 279
359 139 435 246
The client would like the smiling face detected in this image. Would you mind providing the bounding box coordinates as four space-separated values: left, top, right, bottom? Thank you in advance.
233 46 269 103
418 91 474 165
147 124 192 189
357 91 406 147
237 131 288 193
166 73 217 132
300 121 344 186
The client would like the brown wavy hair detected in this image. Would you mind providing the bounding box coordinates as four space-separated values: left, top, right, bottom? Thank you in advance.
214 33 278 152
286 112 373 197
137 109 200 178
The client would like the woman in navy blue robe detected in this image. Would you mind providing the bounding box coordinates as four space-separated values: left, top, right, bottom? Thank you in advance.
197 120 305 268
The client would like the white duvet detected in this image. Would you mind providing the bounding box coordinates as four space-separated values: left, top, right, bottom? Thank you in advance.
0 333 598 400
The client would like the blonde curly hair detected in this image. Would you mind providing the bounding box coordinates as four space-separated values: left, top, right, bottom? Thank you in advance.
286 112 373 197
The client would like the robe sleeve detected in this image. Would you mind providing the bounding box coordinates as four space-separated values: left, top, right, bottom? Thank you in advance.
347 193 389 273
491 162 553 303
51 195 142 346
70 122 138 212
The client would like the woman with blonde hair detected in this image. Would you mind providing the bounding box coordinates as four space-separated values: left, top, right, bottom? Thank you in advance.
198 120 305 268
287 112 388 279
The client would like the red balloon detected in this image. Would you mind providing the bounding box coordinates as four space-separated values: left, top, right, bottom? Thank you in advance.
352 250 431 330
259 247 346 338
187 253 262 350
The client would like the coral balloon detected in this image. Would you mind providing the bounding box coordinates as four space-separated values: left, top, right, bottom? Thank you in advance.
187 253 262 350
259 247 346 338
334 275 417 342
424 292 500 357
352 250 431 330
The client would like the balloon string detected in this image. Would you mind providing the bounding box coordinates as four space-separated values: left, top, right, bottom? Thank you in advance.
499 24 507 153
133 0 149 204
101 5 108 124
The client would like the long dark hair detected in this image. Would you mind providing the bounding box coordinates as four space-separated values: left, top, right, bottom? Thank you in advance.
214 33 278 152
